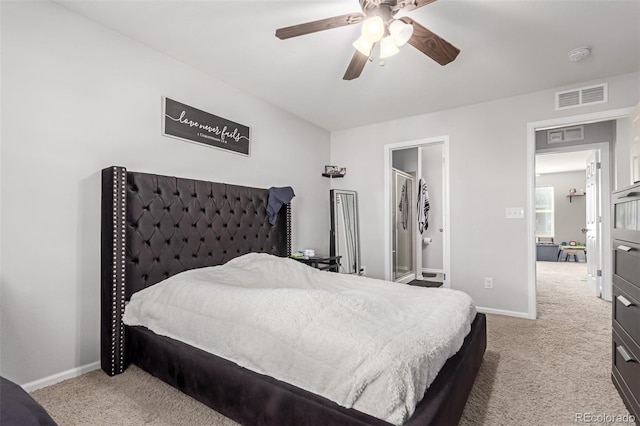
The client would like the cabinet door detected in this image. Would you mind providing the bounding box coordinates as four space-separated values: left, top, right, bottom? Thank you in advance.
613 185 640 242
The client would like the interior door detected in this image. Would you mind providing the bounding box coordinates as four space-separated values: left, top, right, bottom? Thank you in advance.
392 168 415 281
585 150 602 298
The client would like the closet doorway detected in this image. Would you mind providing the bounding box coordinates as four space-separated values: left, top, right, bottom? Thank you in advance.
383 137 450 287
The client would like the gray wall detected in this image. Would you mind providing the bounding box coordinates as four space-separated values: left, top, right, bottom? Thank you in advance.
536 171 588 245
1 1 330 385
330 72 638 316
535 120 615 151
421 144 443 272
392 148 418 172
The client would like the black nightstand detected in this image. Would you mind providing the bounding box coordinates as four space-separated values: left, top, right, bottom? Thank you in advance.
293 255 341 272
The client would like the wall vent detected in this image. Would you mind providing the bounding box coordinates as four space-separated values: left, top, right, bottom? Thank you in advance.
555 83 608 110
547 126 584 144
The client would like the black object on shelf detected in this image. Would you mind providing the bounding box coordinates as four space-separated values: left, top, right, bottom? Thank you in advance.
293 255 341 272
567 193 585 203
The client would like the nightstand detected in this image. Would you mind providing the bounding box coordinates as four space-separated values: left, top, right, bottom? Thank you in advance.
293 255 341 272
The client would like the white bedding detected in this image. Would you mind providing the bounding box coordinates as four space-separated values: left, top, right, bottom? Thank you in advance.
123 253 476 425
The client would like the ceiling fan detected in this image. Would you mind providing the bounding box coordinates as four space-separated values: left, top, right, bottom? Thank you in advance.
275 0 460 80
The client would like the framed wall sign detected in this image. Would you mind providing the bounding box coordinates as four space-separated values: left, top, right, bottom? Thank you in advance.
162 97 251 156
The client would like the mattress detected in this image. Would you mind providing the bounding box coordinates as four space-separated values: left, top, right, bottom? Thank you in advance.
123 253 476 425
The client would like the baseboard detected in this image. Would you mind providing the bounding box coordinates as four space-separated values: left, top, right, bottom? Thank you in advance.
476 306 533 319
22 361 101 392
422 268 443 274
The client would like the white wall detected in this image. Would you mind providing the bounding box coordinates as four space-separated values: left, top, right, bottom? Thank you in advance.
331 72 639 316
615 117 632 189
0 1 330 385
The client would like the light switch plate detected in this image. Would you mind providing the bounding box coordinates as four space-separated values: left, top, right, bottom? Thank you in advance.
505 207 525 219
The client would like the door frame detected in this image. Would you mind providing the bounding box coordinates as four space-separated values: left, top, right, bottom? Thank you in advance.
536 144 608 295
526 108 633 319
383 136 451 286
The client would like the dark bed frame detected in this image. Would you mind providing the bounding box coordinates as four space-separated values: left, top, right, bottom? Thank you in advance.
101 166 486 426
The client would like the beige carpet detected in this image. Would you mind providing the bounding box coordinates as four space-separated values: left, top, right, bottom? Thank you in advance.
459 261 634 426
31 261 635 425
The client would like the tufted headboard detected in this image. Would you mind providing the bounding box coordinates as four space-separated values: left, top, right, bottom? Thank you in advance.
100 166 291 376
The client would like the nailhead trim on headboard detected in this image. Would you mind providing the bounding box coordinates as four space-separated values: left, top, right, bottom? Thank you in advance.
286 203 292 257
101 166 292 376
101 166 127 376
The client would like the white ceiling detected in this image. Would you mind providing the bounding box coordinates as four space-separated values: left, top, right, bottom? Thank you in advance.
535 150 593 174
56 0 640 131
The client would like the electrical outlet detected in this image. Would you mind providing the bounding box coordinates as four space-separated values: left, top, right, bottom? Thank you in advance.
359 266 366 276
484 277 493 289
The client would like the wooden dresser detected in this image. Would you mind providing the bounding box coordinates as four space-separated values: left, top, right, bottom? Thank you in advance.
611 182 640 419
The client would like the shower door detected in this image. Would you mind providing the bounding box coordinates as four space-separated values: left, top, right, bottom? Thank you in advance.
392 168 415 281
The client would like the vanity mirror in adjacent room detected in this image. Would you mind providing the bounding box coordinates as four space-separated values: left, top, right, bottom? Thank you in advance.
330 189 360 274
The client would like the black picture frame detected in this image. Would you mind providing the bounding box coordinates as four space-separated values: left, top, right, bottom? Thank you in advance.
162 97 251 156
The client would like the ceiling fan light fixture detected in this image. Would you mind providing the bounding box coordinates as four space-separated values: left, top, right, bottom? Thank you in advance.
352 35 374 56
388 19 413 46
361 16 385 42
379 35 400 59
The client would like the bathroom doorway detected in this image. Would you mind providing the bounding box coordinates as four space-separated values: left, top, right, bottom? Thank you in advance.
384 136 450 287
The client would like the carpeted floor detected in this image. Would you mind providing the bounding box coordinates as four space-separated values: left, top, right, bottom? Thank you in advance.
31 261 635 425
458 261 634 426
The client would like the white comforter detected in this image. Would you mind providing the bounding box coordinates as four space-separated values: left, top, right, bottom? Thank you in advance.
123 253 476 425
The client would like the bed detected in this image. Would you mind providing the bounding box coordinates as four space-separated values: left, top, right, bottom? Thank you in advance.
101 166 486 426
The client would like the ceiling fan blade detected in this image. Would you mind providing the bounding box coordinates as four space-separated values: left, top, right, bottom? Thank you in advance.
400 17 460 65
343 49 370 80
276 13 364 40
397 0 438 12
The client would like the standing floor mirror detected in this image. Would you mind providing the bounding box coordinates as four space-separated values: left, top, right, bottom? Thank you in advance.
330 189 360 274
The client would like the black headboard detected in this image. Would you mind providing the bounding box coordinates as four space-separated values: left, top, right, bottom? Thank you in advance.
100 166 291 376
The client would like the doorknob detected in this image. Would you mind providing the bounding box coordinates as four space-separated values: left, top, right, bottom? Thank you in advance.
581 228 588 233
439 228 443 233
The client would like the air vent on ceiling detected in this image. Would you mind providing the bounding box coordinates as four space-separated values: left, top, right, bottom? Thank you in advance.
547 126 584 144
555 83 608 110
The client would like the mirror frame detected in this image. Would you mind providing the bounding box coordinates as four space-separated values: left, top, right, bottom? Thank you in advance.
330 189 360 274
